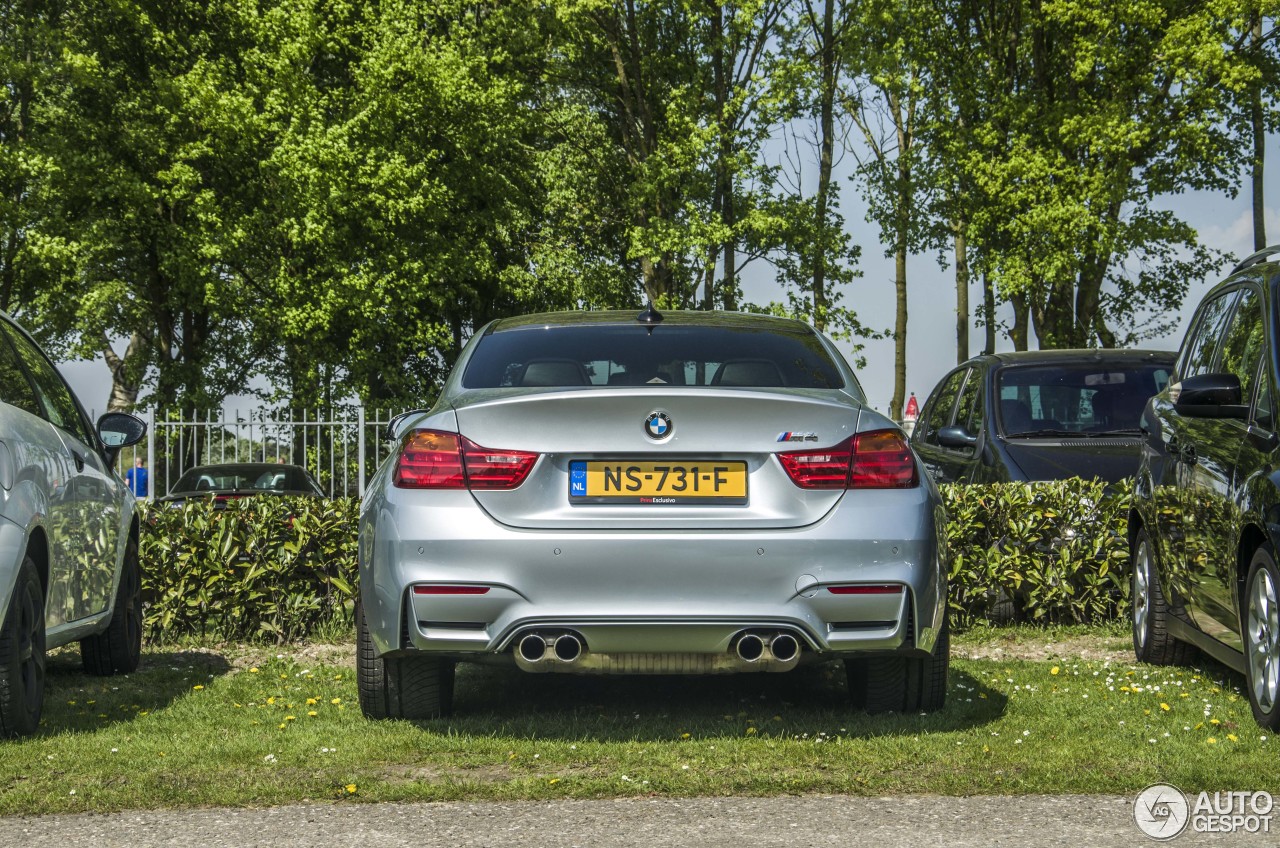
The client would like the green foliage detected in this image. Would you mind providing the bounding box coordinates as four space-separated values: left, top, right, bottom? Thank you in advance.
139 496 358 643
942 480 1132 628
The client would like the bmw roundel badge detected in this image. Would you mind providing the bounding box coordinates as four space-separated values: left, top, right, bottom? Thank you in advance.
644 411 673 440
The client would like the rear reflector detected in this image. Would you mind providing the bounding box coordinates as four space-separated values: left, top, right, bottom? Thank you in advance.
412 585 491 595
778 429 917 489
827 584 904 595
394 429 538 490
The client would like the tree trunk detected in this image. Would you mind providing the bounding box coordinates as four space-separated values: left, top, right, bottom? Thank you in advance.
1009 291 1029 351
953 221 969 363
811 0 837 331
891 242 907 421
1252 11 1267 251
711 3 737 311
102 332 145 413
982 270 996 355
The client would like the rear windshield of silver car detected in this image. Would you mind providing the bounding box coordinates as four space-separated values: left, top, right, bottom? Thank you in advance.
461 324 846 389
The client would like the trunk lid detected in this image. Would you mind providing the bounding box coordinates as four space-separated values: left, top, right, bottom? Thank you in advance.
452 387 863 529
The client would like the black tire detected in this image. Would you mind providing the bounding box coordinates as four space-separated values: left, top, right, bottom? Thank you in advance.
0 557 46 738
1131 527 1192 666
1243 545 1280 731
356 599 454 720
81 535 143 676
847 617 949 713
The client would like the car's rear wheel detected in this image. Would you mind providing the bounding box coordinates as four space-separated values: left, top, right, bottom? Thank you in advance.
81 535 143 676
356 599 454 720
0 557 46 738
1131 527 1191 666
1244 545 1280 731
846 618 948 713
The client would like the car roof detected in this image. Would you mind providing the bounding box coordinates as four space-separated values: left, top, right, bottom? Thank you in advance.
484 309 818 334
971 349 1176 367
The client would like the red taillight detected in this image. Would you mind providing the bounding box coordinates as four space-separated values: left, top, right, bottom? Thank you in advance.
827 584 904 595
778 429 917 490
412 585 491 595
849 429 917 488
393 429 537 490
776 437 855 489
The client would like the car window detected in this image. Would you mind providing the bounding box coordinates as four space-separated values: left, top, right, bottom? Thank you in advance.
0 321 93 445
997 362 1169 435
1218 287 1265 403
1254 356 1275 431
956 367 984 436
0 321 44 418
461 324 845 389
920 368 966 444
1180 290 1240 379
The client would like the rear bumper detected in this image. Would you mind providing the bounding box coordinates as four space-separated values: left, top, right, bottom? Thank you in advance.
359 486 947 667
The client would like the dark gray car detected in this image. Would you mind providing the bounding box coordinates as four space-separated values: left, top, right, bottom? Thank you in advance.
911 349 1175 486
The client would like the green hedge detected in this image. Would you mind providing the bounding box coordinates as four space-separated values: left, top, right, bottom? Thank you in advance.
137 480 1132 642
139 497 359 643
942 479 1132 627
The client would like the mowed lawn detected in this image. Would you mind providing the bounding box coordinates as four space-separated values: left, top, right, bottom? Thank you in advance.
1 625 1274 815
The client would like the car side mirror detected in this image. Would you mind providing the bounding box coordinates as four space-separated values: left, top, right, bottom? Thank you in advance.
1173 373 1249 419
96 412 147 464
384 409 431 442
936 424 978 449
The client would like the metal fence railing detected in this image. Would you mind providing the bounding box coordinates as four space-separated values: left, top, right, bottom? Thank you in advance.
112 408 409 499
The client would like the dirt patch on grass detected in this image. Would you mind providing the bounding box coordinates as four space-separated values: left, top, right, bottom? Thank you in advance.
954 633 1133 664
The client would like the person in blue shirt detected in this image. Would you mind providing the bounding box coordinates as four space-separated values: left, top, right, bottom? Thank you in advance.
124 457 149 498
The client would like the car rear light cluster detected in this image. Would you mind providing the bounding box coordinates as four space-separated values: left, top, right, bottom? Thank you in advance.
393 429 538 490
778 429 917 489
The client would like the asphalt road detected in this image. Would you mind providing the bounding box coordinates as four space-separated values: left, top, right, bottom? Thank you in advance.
0 795 1275 847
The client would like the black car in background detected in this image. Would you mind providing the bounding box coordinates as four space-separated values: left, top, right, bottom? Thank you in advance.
910 349 1175 486
1130 247 1280 730
158 462 324 507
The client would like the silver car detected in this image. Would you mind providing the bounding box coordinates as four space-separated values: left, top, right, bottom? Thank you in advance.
0 313 146 738
357 308 948 719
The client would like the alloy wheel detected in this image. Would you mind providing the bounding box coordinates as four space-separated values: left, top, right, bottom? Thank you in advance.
1247 566 1280 716
1132 540 1151 650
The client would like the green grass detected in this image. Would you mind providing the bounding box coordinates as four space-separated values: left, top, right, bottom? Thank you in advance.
2 626 1275 814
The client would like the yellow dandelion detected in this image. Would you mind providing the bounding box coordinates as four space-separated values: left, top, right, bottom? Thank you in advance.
193 685 204 691
549 778 560 785
234 703 242 709
330 698 341 705
1207 737 1218 744
345 784 357 794
308 711 318 717
1160 703 1170 711
1050 667 1060 676
249 667 260 673
285 715 296 722
1228 734 1239 742
278 723 286 730
680 733 690 739
306 698 317 706
1210 718 1221 726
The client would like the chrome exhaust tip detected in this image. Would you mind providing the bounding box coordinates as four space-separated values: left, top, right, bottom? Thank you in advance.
769 633 800 663
518 633 548 663
553 633 583 662
735 633 766 662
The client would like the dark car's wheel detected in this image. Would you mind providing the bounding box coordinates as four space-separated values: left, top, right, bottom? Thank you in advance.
1244 545 1280 731
1131 527 1191 666
356 599 454 720
80 535 143 676
0 557 46 738
847 618 949 713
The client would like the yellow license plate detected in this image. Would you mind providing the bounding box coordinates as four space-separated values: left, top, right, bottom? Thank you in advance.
569 460 747 504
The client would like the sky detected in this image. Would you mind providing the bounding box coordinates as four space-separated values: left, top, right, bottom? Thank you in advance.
59 136 1280 419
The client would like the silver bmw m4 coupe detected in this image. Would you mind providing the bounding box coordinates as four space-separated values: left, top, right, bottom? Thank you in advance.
357 308 948 719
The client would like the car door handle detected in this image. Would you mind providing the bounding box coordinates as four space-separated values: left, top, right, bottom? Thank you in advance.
1167 437 1196 465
